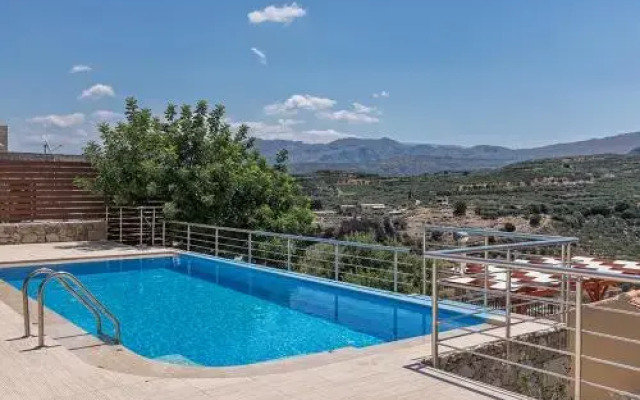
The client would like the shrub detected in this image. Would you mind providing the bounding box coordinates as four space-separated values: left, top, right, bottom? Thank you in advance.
453 201 467 217
529 214 542 227
614 201 631 213
621 208 640 220
310 199 323 210
503 222 516 232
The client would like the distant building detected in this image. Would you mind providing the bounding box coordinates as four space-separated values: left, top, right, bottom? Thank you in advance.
360 203 385 210
435 196 449 206
360 204 386 214
339 205 357 213
0 125 7 153
313 210 337 215
337 178 372 186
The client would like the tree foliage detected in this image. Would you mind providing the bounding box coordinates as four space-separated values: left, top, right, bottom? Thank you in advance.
295 232 427 294
453 200 467 217
81 97 313 233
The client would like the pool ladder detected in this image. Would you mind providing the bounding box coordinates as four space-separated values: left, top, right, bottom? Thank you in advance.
22 268 121 347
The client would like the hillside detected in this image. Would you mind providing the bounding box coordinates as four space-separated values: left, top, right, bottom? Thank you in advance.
299 154 640 258
255 131 640 175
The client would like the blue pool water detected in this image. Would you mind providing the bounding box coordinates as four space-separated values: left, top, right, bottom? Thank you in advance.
1 254 482 366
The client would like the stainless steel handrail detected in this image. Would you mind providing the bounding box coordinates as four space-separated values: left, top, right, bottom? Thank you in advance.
35 271 121 347
167 220 411 253
424 252 640 285
22 268 104 339
432 238 578 255
424 224 579 241
22 267 55 337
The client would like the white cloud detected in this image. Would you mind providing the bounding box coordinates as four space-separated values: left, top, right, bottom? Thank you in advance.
277 118 304 126
352 102 377 114
251 47 267 65
78 84 115 100
265 94 336 115
299 129 354 143
92 110 123 122
69 64 92 74
317 109 380 124
372 90 390 99
12 123 99 154
231 119 352 143
248 3 307 24
232 119 301 136
28 113 85 128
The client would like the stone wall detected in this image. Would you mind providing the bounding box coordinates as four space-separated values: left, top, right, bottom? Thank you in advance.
0 220 106 244
434 330 572 400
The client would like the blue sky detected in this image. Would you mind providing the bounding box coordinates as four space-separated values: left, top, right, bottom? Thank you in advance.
2 0 640 153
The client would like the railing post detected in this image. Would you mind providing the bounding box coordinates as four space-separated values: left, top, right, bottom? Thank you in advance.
484 236 489 308
105 206 109 240
566 243 572 322
575 277 583 400
431 259 439 368
334 244 340 281
151 208 156 246
287 238 292 271
215 228 219 256
248 233 253 263
422 230 427 295
119 208 123 243
505 249 512 360
393 250 399 292
139 207 143 247
162 221 166 247
186 224 191 251
560 244 566 323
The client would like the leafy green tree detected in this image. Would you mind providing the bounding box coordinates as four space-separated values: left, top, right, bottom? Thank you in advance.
81 97 313 233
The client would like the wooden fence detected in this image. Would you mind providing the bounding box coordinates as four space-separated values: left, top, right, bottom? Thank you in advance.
0 159 104 223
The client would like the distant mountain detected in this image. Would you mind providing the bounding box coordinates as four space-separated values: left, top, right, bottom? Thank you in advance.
255 132 640 176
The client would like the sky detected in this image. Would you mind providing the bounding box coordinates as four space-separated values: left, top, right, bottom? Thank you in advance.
2 0 640 154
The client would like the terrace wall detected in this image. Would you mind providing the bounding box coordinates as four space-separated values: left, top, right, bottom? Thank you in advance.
436 330 571 399
0 157 104 223
0 220 106 244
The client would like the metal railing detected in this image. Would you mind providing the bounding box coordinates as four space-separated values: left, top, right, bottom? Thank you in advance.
105 206 163 246
22 268 121 347
163 221 423 294
106 207 425 294
424 226 640 400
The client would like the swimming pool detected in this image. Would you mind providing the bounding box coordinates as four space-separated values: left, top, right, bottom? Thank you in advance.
1 254 483 366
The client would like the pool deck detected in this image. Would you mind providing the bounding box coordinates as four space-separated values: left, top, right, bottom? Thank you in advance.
0 241 531 400
0 241 172 268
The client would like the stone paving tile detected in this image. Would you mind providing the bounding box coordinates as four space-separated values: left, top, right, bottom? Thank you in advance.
202 381 294 400
184 377 253 392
